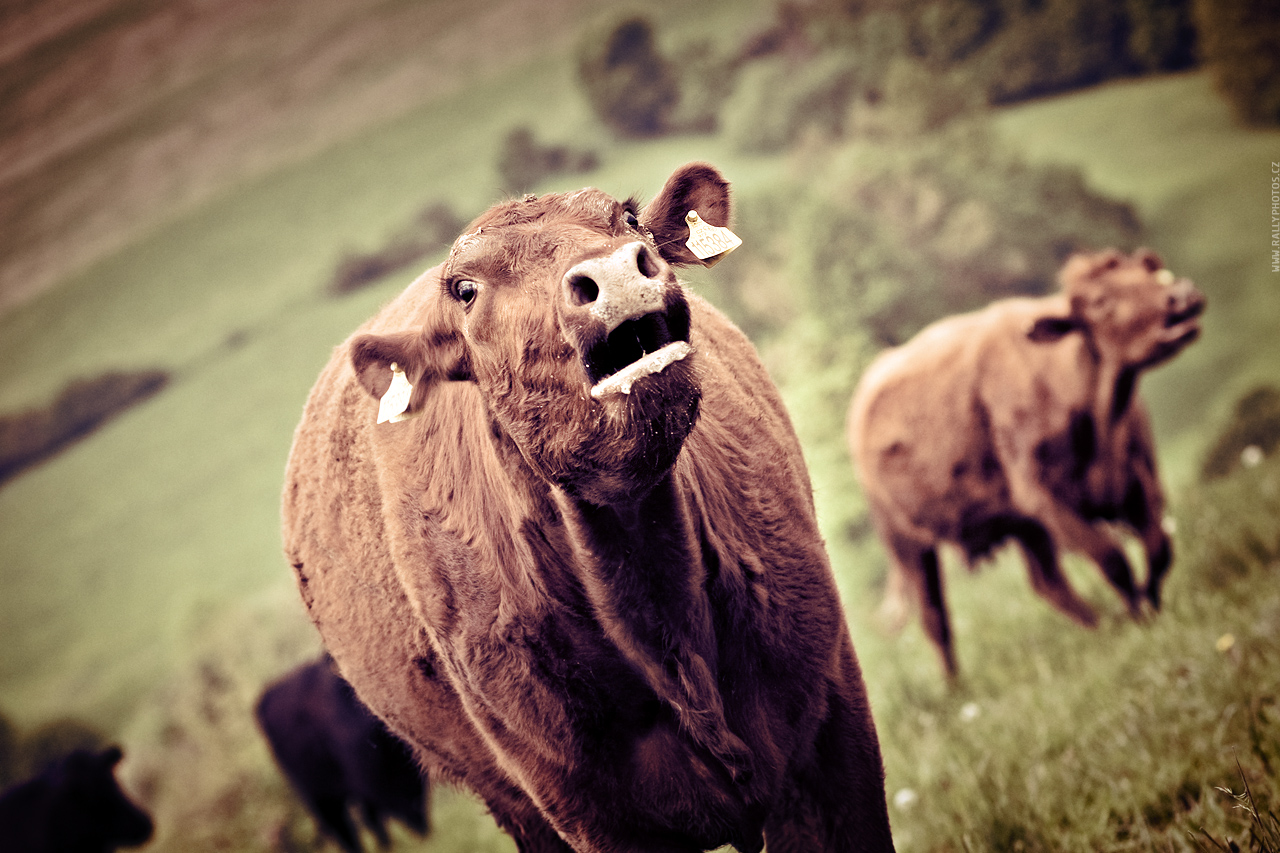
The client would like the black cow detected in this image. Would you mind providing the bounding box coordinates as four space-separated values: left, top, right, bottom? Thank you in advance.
255 658 429 853
0 746 153 853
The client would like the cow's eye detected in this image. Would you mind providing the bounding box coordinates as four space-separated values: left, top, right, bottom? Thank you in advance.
623 210 640 230
452 279 478 306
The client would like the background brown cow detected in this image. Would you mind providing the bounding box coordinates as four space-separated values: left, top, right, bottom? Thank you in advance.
283 163 894 852
848 249 1205 679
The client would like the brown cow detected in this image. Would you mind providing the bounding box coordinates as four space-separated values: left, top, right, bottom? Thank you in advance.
848 248 1204 679
283 164 894 853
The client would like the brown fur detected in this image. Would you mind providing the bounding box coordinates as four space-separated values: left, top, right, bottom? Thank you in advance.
848 249 1205 679
283 164 894 852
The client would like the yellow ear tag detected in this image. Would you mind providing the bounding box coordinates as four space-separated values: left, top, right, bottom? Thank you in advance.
685 210 742 267
376 363 415 424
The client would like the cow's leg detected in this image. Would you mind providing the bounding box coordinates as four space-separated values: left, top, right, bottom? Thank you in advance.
1004 479 1143 617
1008 518 1097 627
875 562 912 634
1141 523 1172 611
1071 524 1142 617
307 794 362 853
764 634 895 853
358 801 391 848
887 534 956 678
1122 466 1172 609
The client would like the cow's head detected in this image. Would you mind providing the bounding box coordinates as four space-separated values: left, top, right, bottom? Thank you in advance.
1029 248 1205 370
351 163 734 505
55 747 155 849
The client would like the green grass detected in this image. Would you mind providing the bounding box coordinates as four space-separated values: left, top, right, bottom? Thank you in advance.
852 454 1280 853
1 24 1278 850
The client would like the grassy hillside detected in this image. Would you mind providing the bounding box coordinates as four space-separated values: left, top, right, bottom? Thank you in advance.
0 0 607 314
1 4 1277 847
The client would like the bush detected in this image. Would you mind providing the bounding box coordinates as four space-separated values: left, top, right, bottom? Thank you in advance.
576 15 680 138
664 37 740 134
496 126 599 195
971 0 1136 104
0 370 170 486
742 0 1197 115
721 51 864 153
1193 0 1280 125
721 17 984 153
908 0 1005 66
712 124 1141 348
329 201 465 295
1201 385 1280 481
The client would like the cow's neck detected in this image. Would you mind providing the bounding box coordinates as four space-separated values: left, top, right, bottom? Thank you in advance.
559 474 752 783
1080 336 1141 426
1084 349 1142 504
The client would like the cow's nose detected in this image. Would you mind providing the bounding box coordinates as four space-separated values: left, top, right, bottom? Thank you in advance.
563 242 667 333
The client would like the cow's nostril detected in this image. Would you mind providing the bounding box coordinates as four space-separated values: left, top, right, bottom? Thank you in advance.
567 274 599 307
635 245 659 280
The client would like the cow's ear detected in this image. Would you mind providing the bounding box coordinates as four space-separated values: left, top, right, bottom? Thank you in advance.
640 162 732 267
1027 315 1080 343
351 328 471 418
353 331 425 399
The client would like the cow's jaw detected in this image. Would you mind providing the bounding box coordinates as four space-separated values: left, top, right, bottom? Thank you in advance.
1145 287 1205 366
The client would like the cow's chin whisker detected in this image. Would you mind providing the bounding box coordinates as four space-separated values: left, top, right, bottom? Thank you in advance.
590 341 692 399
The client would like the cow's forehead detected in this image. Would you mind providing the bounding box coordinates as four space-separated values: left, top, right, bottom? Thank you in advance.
446 187 625 271
478 187 619 231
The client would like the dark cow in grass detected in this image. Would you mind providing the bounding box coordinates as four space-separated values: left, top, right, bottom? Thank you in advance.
255 657 429 853
0 746 153 853
282 163 894 852
848 249 1205 678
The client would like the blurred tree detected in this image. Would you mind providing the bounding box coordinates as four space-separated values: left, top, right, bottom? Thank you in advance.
1126 0 1198 72
1193 0 1280 125
741 0 1199 113
576 16 680 138
496 126 599 195
975 0 1135 103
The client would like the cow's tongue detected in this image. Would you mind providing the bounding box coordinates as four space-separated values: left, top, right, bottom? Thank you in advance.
591 341 692 398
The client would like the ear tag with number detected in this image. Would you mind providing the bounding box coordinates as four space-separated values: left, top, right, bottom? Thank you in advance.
685 210 742 267
377 363 415 424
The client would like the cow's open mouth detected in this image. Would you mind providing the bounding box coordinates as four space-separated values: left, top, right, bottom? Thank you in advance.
586 307 692 398
1164 300 1204 329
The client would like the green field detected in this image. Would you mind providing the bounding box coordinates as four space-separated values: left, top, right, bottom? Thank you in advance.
1 10 1278 850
